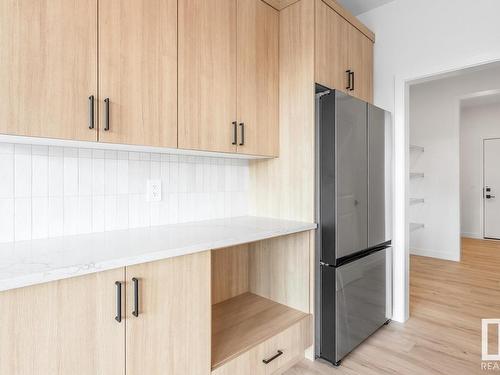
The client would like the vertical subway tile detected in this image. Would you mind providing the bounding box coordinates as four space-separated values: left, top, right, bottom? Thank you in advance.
78 196 92 234
48 197 64 237
105 158 117 196
0 198 14 242
32 154 48 197
0 153 14 198
48 155 64 197
92 195 105 232
0 143 14 154
14 198 31 241
116 159 129 195
14 146 31 198
63 196 79 235
116 195 129 230
92 158 105 195
104 195 118 231
63 155 78 196
32 197 49 239
78 156 92 196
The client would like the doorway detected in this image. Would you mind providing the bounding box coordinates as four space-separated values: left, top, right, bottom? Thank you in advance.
484 138 500 239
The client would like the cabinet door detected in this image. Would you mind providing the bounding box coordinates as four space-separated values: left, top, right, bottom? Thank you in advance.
0 0 97 141
99 0 177 147
178 0 237 153
236 0 279 157
126 252 211 375
348 28 374 103
315 0 350 93
0 269 125 375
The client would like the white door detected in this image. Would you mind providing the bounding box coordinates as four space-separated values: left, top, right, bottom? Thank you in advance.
484 139 500 239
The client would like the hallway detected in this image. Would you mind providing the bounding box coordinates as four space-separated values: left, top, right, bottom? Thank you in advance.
286 238 500 374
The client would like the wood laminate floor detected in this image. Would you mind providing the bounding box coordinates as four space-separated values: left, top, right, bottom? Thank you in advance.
286 238 500 375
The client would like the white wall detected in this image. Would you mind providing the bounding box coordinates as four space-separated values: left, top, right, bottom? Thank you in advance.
0 142 249 243
358 0 500 321
460 102 500 239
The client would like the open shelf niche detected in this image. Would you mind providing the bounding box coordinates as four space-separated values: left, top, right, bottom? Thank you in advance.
210 232 312 371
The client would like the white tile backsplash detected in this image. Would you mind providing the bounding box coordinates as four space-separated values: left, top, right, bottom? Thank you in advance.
0 142 249 243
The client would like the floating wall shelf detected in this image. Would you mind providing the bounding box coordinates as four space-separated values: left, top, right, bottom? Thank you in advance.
410 223 425 232
410 198 425 205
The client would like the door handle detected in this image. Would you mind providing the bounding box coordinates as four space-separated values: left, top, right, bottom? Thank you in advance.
104 98 110 131
239 122 245 146
486 194 496 199
346 70 352 90
232 121 237 145
88 95 95 129
262 350 284 364
115 281 122 323
350 71 355 91
132 277 139 317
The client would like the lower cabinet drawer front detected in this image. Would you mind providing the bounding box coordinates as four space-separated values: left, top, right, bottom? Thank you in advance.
212 315 312 375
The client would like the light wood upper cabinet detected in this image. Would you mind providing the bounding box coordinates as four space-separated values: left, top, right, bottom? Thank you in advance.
348 27 374 103
99 0 177 147
315 0 349 94
0 0 97 141
126 252 211 375
178 0 237 153
237 0 279 157
0 268 125 375
315 0 374 103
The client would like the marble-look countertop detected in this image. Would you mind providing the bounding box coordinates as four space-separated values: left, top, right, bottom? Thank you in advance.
0 216 316 292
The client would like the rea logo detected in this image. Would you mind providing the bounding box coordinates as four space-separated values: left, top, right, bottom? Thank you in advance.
482 319 500 361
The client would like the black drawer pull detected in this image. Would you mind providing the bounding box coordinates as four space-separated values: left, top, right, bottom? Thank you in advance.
88 95 95 129
132 277 139 317
104 98 110 131
115 281 122 323
239 122 245 146
232 121 238 145
262 350 283 364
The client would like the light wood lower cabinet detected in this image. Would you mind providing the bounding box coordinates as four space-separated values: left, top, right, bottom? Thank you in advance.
125 252 211 375
0 268 125 375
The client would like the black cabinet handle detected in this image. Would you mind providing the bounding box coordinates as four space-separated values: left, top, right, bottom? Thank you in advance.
132 277 139 317
232 121 237 145
88 95 95 129
239 122 245 146
346 70 352 90
104 98 110 131
262 350 283 364
350 71 355 91
115 281 122 323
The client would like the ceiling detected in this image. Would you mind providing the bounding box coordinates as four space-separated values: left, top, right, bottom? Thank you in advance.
335 0 395 16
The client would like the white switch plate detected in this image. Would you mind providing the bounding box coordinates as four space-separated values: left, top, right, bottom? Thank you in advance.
147 179 162 202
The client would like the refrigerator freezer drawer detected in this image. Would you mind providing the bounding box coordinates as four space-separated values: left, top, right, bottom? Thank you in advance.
336 248 390 361
320 248 391 364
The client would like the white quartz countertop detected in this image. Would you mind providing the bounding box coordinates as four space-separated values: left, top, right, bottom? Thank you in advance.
0 216 316 292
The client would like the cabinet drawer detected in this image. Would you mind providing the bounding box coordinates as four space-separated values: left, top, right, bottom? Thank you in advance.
212 315 311 375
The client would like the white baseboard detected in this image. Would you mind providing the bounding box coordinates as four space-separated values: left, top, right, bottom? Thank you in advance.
461 232 482 239
410 248 460 262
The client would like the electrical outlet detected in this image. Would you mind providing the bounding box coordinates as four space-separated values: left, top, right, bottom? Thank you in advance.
147 179 162 202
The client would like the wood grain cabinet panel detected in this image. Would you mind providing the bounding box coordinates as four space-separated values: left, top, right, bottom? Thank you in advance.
237 0 279 157
99 0 177 147
0 0 97 141
348 27 374 103
315 0 349 94
0 269 125 375
126 251 211 375
178 0 237 153
315 0 374 103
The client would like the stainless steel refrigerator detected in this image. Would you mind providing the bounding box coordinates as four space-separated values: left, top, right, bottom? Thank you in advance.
315 87 393 366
